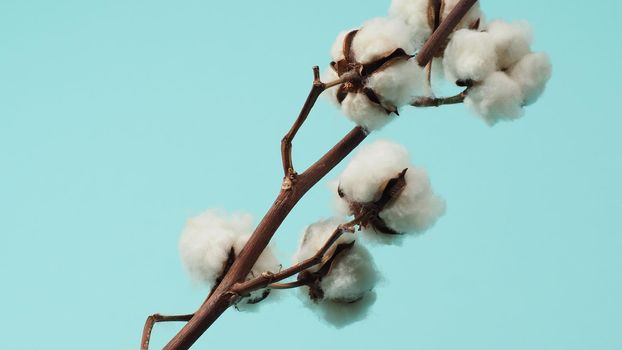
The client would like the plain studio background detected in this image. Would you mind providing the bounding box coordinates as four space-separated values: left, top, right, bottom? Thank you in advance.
1 0 620 349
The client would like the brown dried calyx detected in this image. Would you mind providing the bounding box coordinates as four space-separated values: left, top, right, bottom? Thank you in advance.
338 169 409 235
330 30 413 115
297 241 356 302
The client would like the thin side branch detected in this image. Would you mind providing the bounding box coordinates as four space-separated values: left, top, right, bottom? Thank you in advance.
141 314 194 350
411 90 466 107
232 222 355 296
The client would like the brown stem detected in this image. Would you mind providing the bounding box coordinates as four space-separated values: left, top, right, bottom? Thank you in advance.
141 314 194 350
416 0 478 67
161 2 476 347
411 90 466 107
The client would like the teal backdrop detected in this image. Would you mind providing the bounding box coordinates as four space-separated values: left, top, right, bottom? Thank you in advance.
1 0 620 349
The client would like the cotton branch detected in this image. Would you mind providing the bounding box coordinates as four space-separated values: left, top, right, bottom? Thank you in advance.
159 1 480 349
141 314 194 350
411 90 467 107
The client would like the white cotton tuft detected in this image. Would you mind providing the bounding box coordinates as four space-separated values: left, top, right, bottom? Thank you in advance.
337 140 411 204
486 20 533 69
340 92 395 131
294 219 378 306
441 0 482 31
508 52 552 106
351 17 416 64
388 0 432 49
179 210 252 285
366 59 426 107
379 167 446 234
179 209 280 302
465 71 524 125
443 29 498 83
334 140 445 235
321 66 341 107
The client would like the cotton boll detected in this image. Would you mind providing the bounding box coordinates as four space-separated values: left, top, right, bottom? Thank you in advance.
366 59 426 107
508 52 552 106
443 29 498 83
465 71 524 125
379 167 446 233
319 243 378 303
337 140 411 205
341 93 395 131
389 0 432 48
351 17 416 64
178 210 252 285
487 20 533 69
293 218 354 272
442 0 482 31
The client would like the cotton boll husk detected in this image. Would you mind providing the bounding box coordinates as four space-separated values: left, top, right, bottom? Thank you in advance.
319 243 379 302
330 30 352 62
508 52 552 106
443 29 498 83
389 0 432 48
301 291 377 328
341 92 395 131
465 71 524 125
351 17 416 64
293 218 354 273
487 20 533 69
442 0 482 30
366 59 426 107
337 140 411 205
178 210 253 285
379 167 446 234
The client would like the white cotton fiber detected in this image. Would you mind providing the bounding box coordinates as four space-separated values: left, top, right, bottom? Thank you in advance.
301 290 377 328
508 52 552 106
321 66 341 106
487 20 533 69
443 29 498 83
179 209 280 288
465 71 524 125
337 140 411 205
340 92 395 131
379 167 446 234
389 0 433 49
335 140 445 235
351 17 416 64
366 59 426 107
294 219 378 304
330 30 352 62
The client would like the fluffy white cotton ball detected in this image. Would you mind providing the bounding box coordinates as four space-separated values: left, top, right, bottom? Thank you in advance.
389 0 432 49
351 17 416 64
366 59 426 107
302 291 377 328
337 140 411 204
335 140 445 235
179 210 280 289
465 71 524 125
443 29 498 83
379 167 446 234
508 52 552 106
294 219 378 303
179 210 250 285
441 0 482 30
487 20 533 69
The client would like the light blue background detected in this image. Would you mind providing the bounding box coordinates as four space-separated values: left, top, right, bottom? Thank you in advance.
1 0 620 349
